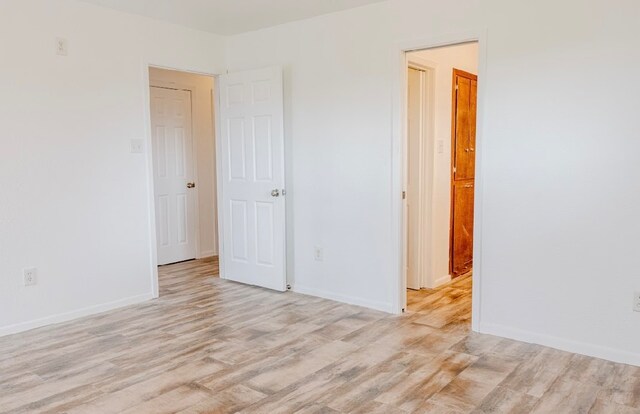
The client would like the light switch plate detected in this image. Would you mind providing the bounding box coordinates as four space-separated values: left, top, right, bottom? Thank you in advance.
634 292 640 312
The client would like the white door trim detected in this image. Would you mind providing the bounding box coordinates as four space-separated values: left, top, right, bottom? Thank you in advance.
213 75 226 285
391 30 488 334
142 63 220 299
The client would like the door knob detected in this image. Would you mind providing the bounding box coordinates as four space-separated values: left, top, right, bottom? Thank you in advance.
187 182 196 189
271 189 280 197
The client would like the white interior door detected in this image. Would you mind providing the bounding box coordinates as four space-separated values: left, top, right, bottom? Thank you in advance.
406 67 423 290
150 87 197 265
218 67 286 291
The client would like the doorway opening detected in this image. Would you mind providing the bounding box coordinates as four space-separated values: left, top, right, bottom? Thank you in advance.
403 42 479 324
148 67 220 295
146 65 288 298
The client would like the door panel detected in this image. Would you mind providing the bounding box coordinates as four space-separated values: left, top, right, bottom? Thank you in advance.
452 182 474 275
453 77 476 180
219 67 286 292
151 87 197 265
451 69 478 277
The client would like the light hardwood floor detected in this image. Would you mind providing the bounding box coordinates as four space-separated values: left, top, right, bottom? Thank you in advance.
1 258 639 413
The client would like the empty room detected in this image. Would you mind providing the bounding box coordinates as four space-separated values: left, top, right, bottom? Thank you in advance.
1 0 639 413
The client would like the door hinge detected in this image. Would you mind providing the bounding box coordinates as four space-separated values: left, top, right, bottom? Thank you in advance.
402 191 406 200
453 166 457 173
455 84 459 91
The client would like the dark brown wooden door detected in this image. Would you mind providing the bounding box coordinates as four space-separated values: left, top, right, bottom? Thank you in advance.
450 69 477 277
452 182 474 275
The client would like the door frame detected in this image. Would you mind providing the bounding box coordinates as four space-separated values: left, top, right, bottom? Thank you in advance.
391 30 487 332
142 63 221 298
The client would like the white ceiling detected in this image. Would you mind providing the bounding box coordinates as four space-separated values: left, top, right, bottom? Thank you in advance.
78 0 387 35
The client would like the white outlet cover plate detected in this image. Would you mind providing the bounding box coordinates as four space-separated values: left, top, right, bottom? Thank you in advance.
23 268 37 286
634 292 640 312
56 37 68 56
130 139 145 153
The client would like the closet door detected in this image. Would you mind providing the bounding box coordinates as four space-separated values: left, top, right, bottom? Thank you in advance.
450 69 477 276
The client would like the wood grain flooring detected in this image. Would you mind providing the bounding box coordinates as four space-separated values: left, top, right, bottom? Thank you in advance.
1 258 638 413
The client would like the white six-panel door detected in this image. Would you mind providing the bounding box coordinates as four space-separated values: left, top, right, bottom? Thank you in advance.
218 67 286 291
150 87 197 265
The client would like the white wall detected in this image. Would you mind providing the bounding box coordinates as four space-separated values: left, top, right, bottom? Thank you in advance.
225 0 640 365
408 43 478 288
149 68 218 258
477 0 640 366
0 0 225 335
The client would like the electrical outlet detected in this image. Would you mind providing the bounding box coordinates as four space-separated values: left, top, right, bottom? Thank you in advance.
130 139 145 153
314 247 324 262
23 268 37 287
634 292 640 312
437 140 444 154
55 37 68 56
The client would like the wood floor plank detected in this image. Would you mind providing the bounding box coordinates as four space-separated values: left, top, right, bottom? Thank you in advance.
0 258 638 413
530 379 600 414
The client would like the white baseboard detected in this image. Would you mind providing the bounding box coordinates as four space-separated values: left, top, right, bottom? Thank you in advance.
478 322 640 367
0 292 154 338
430 274 452 289
292 285 393 313
197 250 217 259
